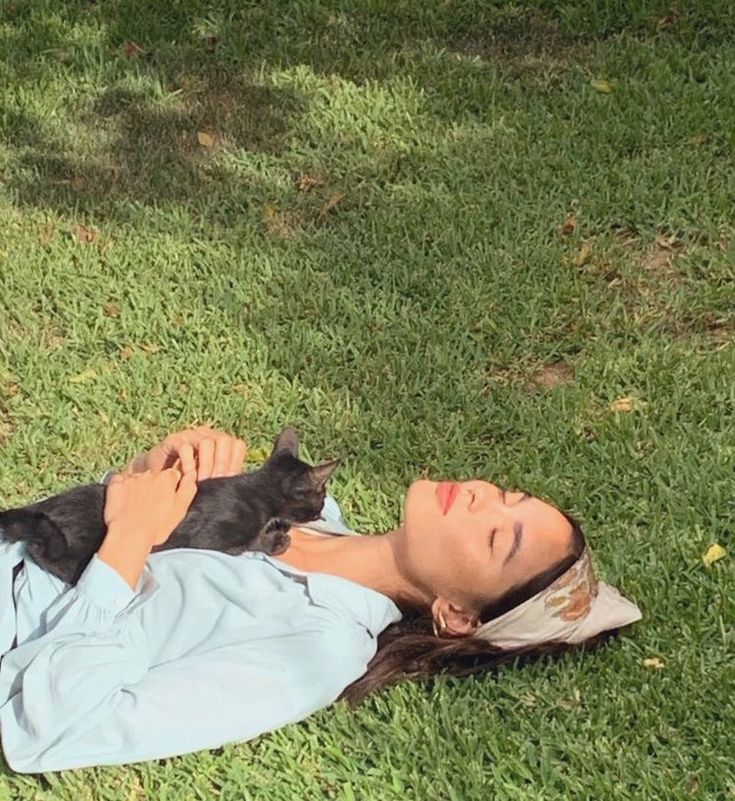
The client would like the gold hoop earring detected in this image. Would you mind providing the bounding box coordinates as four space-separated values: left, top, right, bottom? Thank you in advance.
433 611 448 637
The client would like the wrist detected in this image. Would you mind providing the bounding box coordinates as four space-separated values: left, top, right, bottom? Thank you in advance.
98 522 155 589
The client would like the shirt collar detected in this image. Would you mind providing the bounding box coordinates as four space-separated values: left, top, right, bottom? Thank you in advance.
256 553 403 639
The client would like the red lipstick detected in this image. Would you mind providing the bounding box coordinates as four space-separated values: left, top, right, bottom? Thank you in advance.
436 482 459 515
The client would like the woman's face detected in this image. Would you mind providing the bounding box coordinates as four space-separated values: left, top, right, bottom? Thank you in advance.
395 479 574 633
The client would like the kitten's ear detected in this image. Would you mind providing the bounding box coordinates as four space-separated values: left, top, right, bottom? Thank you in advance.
309 458 341 491
271 427 300 458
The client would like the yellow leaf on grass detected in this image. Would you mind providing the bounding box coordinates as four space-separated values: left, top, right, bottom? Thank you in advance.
69 367 98 384
139 342 160 354
610 396 635 412
247 447 269 464
643 657 665 670
575 241 593 267
591 79 613 94
197 131 215 148
702 543 726 567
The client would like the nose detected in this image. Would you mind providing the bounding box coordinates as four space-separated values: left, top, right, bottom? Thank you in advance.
467 481 503 512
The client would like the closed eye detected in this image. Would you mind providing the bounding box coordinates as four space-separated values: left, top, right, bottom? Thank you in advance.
489 528 497 552
504 489 532 505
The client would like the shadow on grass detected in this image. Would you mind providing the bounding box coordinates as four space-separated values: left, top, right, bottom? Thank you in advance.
0 0 611 222
3 76 301 218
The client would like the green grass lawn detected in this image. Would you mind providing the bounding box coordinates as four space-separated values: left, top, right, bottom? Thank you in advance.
1 0 733 797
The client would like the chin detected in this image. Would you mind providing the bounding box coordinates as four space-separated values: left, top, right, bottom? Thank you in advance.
404 479 436 521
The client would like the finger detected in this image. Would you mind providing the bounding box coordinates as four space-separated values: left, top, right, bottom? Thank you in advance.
197 438 215 481
146 446 168 472
108 472 125 484
176 442 196 475
162 466 183 483
229 439 247 475
211 436 233 478
175 470 198 509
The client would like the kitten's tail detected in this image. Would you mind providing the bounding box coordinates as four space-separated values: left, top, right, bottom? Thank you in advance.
0 509 69 560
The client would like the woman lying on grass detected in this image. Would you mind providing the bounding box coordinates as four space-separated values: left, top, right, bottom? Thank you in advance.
0 426 641 772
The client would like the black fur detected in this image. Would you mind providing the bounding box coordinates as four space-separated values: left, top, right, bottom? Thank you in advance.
0 427 340 585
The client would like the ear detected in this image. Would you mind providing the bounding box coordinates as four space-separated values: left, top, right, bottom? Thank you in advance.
431 597 480 637
309 458 341 491
271 427 299 458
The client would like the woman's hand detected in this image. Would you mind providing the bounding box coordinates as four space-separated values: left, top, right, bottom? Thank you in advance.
123 426 248 482
104 468 198 547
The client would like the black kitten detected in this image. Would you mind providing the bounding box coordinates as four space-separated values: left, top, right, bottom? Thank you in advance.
0 427 340 585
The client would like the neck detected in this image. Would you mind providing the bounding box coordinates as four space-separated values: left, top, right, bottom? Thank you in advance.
279 526 430 613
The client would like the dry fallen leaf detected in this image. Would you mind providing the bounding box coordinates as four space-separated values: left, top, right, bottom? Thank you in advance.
658 9 681 29
197 130 215 148
70 224 98 244
561 213 577 236
121 40 144 59
103 303 121 318
643 657 665 670
319 192 345 219
575 241 593 267
702 543 726 567
119 346 135 360
69 367 98 384
591 78 613 94
139 342 160 354
610 396 635 412
296 174 325 192
655 234 685 251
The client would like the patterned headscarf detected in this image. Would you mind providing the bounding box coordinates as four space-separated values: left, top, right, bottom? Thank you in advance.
473 549 641 648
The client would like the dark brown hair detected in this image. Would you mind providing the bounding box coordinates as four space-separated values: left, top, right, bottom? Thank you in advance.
338 513 615 707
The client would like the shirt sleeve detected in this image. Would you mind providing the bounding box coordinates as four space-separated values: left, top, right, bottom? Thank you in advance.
99 469 117 485
0 559 371 773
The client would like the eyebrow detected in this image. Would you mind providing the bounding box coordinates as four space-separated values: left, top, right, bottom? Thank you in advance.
504 521 524 565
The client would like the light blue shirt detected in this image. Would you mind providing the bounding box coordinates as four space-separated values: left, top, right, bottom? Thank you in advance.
0 488 402 773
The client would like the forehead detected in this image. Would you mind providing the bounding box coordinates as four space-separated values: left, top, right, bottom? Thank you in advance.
512 500 574 579
518 496 572 541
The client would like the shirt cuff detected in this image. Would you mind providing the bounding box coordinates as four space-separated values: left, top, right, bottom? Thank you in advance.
99 469 118 486
76 555 159 613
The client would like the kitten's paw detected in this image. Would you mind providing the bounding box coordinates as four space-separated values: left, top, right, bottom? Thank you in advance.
255 517 291 555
